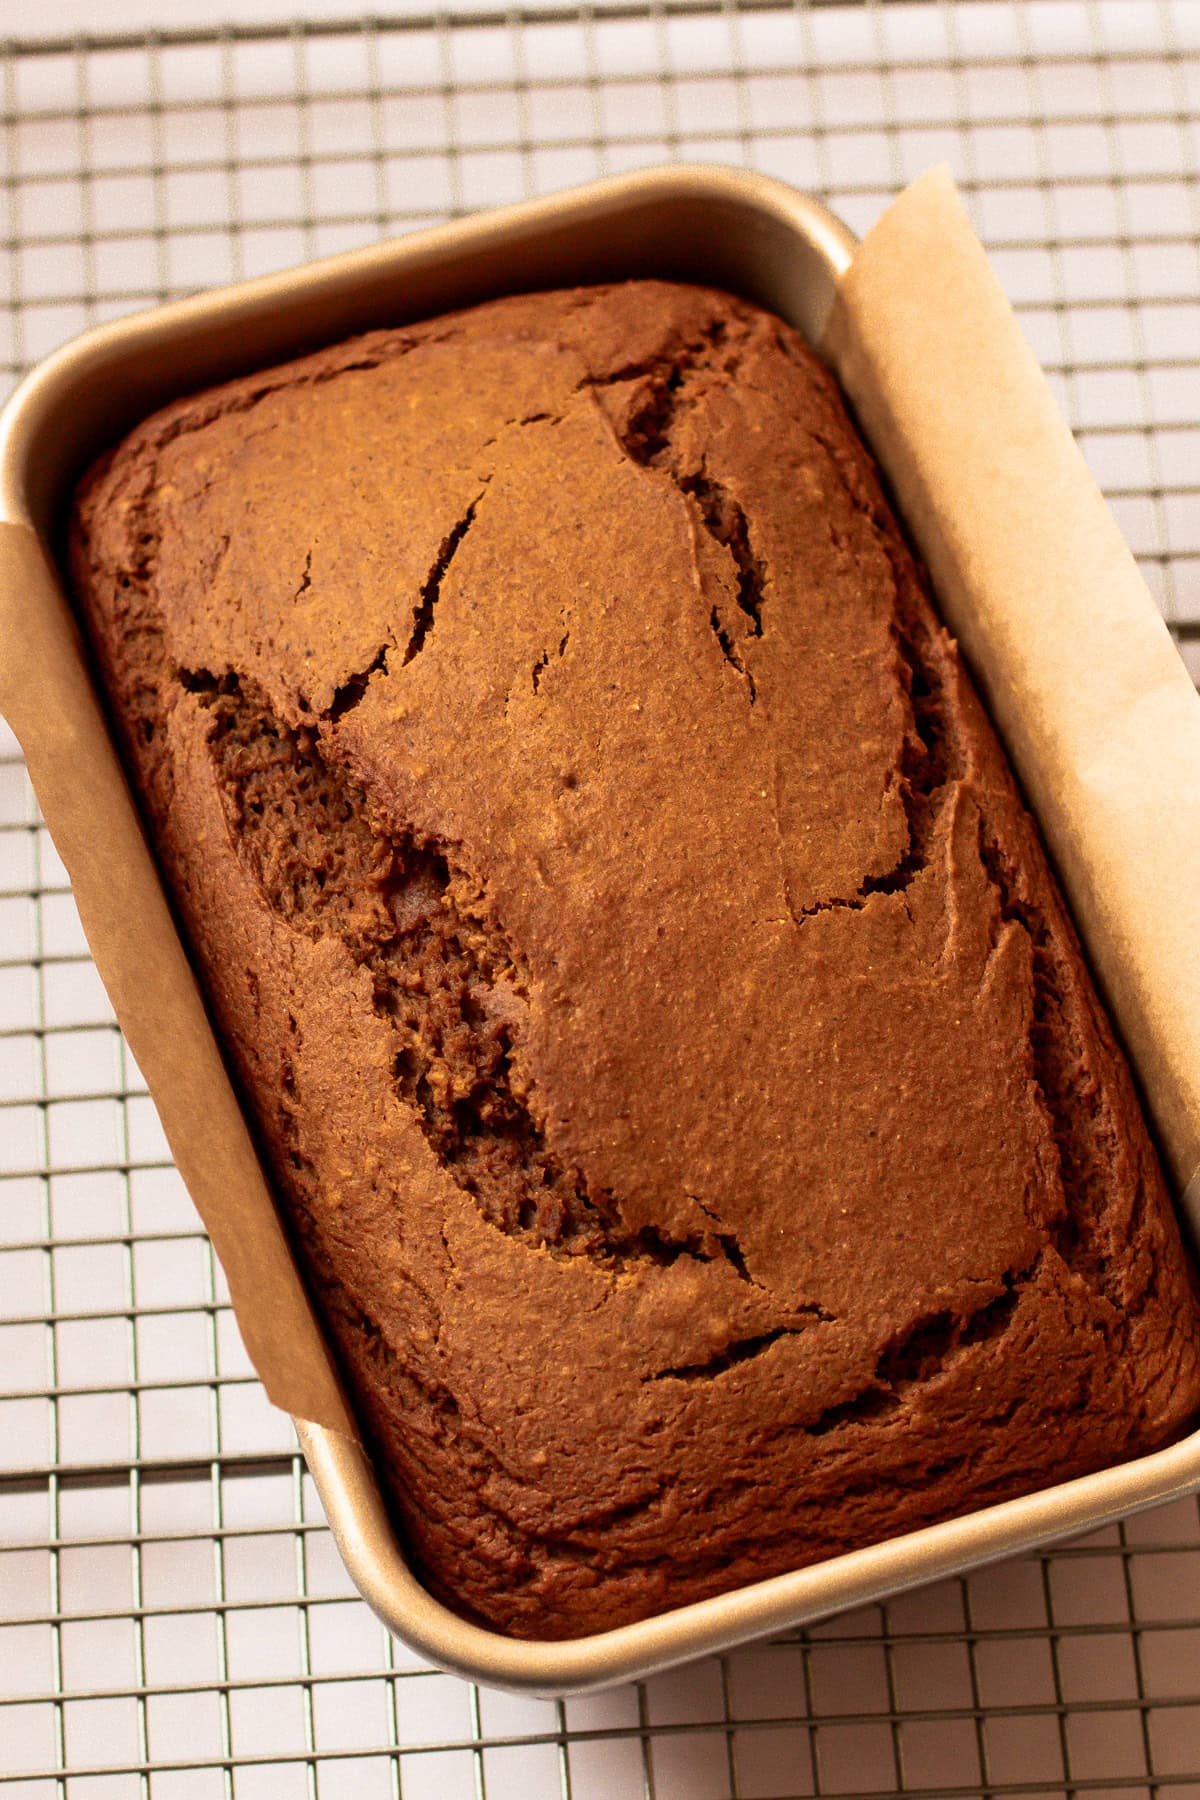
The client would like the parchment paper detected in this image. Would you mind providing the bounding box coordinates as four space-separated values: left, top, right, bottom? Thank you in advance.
1 165 1197 1434
0 522 355 1435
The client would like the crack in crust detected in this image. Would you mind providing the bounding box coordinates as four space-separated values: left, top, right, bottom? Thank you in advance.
403 493 486 669
329 642 389 720
320 487 491 726
648 1321 822 1383
805 429 965 919
602 325 966 923
682 474 763 700
978 821 1136 1321
588 322 767 702
651 1267 1026 1403
796 596 958 920
681 475 765 629
808 1275 1025 1434
194 671 762 1284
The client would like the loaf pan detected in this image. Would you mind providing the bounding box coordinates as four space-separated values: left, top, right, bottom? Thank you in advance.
2 165 1199 1696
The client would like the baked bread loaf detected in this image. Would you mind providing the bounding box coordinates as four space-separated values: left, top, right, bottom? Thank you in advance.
71 281 1200 1640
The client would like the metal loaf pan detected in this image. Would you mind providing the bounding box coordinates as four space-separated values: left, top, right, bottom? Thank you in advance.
3 165 1199 1696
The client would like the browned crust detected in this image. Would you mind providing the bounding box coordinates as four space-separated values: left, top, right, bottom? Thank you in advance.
70 280 1200 1639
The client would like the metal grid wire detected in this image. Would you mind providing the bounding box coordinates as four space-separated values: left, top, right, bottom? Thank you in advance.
2 0 1200 1793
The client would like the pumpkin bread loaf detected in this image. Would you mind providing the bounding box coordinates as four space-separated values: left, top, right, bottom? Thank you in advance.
71 281 1200 1639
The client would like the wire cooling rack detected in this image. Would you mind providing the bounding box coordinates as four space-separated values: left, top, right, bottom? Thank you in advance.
3 1 1200 1794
